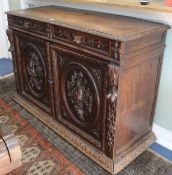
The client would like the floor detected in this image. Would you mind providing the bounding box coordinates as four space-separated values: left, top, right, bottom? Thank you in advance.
0 58 172 174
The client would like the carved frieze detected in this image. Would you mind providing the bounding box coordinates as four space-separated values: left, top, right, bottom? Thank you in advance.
9 15 48 36
52 26 109 54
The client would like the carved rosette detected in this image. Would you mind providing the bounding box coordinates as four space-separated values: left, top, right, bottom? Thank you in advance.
53 26 109 53
61 62 100 130
67 71 94 122
25 52 44 94
106 64 119 158
22 43 49 106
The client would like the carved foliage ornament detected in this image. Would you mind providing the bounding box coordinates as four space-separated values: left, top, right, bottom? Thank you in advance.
23 43 47 99
106 65 118 156
53 26 109 52
26 52 44 92
67 70 94 122
61 61 100 130
61 63 98 126
10 16 47 35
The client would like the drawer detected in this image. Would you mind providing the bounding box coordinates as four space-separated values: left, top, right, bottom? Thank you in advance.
51 25 110 56
8 15 49 36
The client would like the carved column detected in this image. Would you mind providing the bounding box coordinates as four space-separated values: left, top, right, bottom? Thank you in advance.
6 29 20 93
105 64 119 158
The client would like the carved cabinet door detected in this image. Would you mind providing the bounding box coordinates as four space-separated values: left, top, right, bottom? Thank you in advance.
13 32 52 114
50 45 118 155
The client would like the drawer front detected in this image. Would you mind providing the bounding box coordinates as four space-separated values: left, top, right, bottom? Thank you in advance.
8 15 49 36
51 25 110 56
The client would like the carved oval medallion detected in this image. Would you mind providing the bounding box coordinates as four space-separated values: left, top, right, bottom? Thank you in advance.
22 43 47 98
61 62 100 129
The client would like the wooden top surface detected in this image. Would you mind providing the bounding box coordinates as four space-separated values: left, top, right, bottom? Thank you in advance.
6 6 170 41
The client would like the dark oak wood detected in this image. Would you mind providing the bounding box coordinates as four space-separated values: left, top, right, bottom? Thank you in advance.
6 6 170 174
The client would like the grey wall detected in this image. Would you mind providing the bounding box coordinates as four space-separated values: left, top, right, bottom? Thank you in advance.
8 0 21 10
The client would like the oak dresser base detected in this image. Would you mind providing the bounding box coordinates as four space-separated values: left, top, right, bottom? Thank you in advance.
6 6 168 174
13 94 156 174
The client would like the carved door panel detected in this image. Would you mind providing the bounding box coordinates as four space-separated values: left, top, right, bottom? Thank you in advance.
14 32 52 114
50 45 118 153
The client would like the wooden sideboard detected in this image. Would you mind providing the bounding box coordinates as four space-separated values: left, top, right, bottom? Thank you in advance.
6 6 170 174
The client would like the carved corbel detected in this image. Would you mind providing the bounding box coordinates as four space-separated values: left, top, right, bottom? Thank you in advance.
6 29 15 53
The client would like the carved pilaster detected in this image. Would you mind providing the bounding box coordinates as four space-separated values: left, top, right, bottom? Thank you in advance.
6 29 20 93
106 64 119 158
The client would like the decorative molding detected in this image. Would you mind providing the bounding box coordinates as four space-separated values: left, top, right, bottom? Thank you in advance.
153 124 172 151
8 15 49 36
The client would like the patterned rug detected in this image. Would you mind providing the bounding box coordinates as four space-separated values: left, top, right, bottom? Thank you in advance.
0 97 84 175
0 84 172 174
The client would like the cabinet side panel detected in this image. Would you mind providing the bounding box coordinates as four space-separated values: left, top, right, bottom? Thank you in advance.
116 56 160 155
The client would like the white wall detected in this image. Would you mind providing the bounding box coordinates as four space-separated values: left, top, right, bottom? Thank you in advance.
0 0 10 59
9 0 21 10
